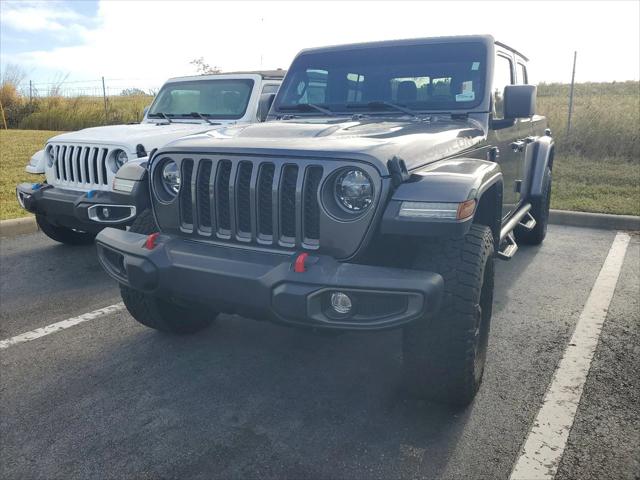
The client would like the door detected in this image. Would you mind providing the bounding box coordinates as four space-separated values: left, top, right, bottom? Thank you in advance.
489 52 525 219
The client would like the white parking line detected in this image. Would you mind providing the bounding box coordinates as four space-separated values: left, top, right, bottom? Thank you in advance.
0 303 124 350
510 232 631 480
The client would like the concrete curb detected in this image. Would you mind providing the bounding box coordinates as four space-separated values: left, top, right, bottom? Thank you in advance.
549 210 640 231
0 216 38 239
0 210 637 240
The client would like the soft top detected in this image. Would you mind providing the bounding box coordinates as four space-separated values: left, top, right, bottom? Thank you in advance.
165 70 286 83
295 34 528 61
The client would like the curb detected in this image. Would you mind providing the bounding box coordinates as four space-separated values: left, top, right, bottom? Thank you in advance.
0 216 38 239
0 210 638 240
549 209 640 231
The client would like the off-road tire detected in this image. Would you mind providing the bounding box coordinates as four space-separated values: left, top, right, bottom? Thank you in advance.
129 208 158 235
120 207 216 334
515 167 551 245
402 224 495 407
120 286 216 334
36 214 95 245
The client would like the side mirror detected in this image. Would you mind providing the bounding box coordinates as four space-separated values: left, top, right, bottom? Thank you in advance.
257 93 276 122
143 105 150 117
504 85 536 119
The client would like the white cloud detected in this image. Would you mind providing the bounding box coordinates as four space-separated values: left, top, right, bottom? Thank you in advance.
2 0 639 87
1 1 83 32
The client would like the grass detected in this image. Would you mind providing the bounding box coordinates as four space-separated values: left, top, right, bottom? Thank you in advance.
0 129 51 220
551 155 639 216
0 129 638 221
18 94 152 131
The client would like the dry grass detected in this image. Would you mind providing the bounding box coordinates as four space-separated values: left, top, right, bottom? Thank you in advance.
538 81 640 160
552 155 639 216
18 95 152 131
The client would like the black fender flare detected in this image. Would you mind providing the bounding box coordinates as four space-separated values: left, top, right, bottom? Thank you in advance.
526 135 554 199
381 158 503 238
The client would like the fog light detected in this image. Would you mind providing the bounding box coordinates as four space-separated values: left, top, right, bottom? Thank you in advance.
102 207 110 219
330 292 352 314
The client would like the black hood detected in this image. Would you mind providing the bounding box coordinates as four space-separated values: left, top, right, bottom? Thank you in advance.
160 116 487 175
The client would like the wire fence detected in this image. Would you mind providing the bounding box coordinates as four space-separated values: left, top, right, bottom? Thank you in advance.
17 78 161 99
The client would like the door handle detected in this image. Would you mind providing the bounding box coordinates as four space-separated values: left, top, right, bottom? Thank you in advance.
510 140 526 152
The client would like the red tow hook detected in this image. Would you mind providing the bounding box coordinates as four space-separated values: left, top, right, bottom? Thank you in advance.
144 232 160 250
294 252 309 273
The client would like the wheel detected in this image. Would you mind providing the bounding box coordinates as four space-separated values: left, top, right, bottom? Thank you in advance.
128 208 158 235
515 167 552 245
36 214 95 245
120 207 217 334
120 285 216 334
402 224 495 407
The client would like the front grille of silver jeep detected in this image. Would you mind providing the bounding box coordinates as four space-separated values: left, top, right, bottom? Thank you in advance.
177 157 324 250
49 144 111 188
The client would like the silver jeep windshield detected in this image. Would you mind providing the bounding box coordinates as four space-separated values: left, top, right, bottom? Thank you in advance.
274 42 487 114
148 79 254 120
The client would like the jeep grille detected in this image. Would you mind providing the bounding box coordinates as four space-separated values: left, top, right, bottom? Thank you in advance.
48 144 111 189
176 157 324 250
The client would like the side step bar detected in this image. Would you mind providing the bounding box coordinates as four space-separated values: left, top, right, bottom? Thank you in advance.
497 203 532 261
498 232 518 260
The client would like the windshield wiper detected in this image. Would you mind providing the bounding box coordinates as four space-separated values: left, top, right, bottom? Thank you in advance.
147 112 172 123
188 112 221 125
347 101 418 118
278 103 333 116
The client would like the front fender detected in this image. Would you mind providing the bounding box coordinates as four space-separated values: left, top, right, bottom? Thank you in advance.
26 149 45 174
526 135 554 198
381 158 502 237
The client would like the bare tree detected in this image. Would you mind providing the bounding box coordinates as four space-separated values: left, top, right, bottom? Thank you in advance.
0 63 27 87
190 57 221 75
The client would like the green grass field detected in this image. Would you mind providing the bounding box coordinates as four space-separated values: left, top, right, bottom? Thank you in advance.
1 130 50 220
1 129 637 221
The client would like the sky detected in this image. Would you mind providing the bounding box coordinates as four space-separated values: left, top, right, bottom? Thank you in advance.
1 0 639 93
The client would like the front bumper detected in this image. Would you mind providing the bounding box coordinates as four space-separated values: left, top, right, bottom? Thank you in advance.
16 183 149 233
96 228 443 331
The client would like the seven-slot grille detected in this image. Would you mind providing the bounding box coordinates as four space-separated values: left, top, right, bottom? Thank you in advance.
48 144 111 188
176 158 324 250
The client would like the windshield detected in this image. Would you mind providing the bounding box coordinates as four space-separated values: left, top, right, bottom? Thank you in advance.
274 42 487 114
148 79 254 120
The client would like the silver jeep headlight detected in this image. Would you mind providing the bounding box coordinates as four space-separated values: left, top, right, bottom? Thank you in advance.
113 149 128 171
161 160 181 195
335 168 373 212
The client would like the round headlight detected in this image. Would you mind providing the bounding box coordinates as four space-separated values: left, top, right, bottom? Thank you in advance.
46 146 55 167
113 150 128 170
335 169 373 212
161 160 181 195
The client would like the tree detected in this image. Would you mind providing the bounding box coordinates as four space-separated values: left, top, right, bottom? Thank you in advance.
190 57 221 75
120 88 146 96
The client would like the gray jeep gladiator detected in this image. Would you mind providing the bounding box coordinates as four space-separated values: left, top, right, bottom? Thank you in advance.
96 35 553 406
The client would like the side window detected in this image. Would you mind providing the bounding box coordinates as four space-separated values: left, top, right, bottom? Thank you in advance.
517 63 528 84
261 84 280 95
493 54 513 119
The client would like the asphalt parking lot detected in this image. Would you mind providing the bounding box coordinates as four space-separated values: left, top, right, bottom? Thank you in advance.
1 225 638 480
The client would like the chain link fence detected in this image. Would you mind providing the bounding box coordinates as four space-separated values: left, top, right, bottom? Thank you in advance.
537 81 639 161
1 77 161 131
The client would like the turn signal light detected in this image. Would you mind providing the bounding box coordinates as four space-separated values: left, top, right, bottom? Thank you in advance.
456 199 477 220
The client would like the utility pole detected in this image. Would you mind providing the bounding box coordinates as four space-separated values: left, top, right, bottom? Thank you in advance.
566 51 577 137
102 76 108 125
29 80 32 103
